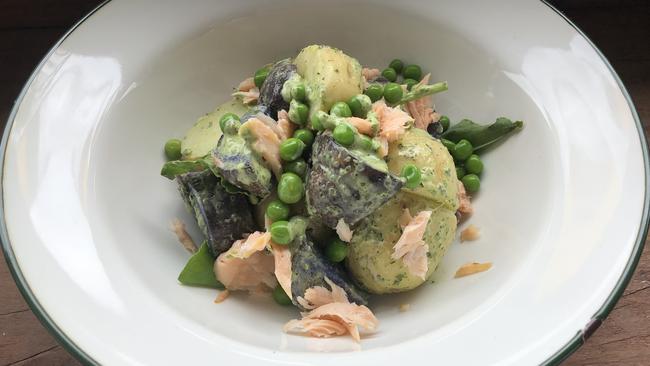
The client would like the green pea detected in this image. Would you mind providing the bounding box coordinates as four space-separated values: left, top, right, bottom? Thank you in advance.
288 100 309 125
272 284 292 305
219 113 240 132
347 94 372 118
389 59 404 74
441 138 456 152
279 138 305 162
403 78 418 90
293 129 314 146
381 67 397 82
456 166 466 179
326 239 349 263
291 83 306 102
356 135 374 151
254 67 269 88
439 115 450 132
284 159 307 177
403 64 422 80
270 220 292 245
383 82 403 105
330 101 352 117
310 111 327 131
462 174 480 193
465 154 483 175
164 139 182 160
266 200 290 222
333 122 355 146
401 164 422 189
278 172 304 204
364 83 384 102
452 139 473 161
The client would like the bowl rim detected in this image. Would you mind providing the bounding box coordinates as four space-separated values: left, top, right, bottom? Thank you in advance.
1 1 648 365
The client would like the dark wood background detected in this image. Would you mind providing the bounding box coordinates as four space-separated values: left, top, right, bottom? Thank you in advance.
0 1 648 365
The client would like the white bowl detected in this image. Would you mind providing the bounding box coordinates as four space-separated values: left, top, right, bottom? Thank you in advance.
2 0 648 365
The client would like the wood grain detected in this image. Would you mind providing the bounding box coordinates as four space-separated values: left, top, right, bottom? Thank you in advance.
0 1 648 365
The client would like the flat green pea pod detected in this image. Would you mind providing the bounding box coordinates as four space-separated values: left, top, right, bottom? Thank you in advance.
399 81 448 104
346 191 457 294
386 128 459 211
160 158 209 180
441 117 524 152
178 241 225 289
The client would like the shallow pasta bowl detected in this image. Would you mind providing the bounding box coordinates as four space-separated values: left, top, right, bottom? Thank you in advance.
2 0 648 365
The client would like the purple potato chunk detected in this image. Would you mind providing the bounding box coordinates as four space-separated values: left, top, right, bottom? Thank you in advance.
259 59 297 119
176 170 256 256
290 234 368 310
306 131 403 228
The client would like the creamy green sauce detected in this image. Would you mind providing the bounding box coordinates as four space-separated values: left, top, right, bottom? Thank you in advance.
281 73 305 102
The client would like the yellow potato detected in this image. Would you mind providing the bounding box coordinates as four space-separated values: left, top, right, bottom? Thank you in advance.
387 128 459 211
346 191 457 294
294 45 363 116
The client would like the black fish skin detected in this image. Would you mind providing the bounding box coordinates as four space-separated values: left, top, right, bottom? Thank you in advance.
306 131 404 228
259 59 297 119
176 170 256 256
290 234 368 310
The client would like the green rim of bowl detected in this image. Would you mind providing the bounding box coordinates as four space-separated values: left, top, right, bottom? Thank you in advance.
0 1 648 365
540 1 650 364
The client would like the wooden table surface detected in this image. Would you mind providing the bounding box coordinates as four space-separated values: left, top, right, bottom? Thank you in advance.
0 1 648 365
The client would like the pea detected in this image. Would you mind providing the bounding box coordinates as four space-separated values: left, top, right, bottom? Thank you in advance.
278 172 304 204
389 59 404 74
272 284 292 305
310 111 327 131
401 164 422 189
456 166 466 179
381 68 397 82
452 139 473 161
288 100 309 125
465 154 483 175
462 174 480 193
293 129 314 146
356 135 374 151
279 138 305 162
291 83 306 102
270 220 292 245
284 159 307 177
164 139 182 160
266 200 290 222
330 102 352 117
254 67 269 88
326 239 349 263
383 82 403 104
364 83 384 102
403 78 418 90
439 115 450 132
347 94 372 118
333 123 355 146
219 112 240 132
403 64 422 80
441 138 456 152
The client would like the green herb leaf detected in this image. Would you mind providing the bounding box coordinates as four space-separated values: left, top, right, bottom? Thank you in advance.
441 117 524 152
178 241 224 289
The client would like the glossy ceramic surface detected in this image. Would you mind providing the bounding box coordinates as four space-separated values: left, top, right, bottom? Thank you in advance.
2 0 647 365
